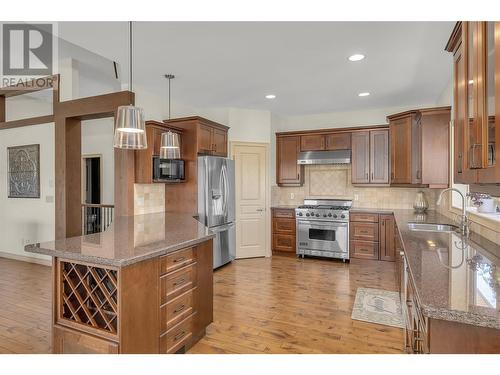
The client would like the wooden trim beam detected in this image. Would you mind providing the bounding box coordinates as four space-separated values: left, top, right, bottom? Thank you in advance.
0 115 54 130
445 22 462 52
275 124 388 137
55 91 134 119
0 74 59 98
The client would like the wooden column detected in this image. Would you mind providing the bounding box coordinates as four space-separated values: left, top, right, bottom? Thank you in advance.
0 96 5 122
55 116 81 239
114 149 135 217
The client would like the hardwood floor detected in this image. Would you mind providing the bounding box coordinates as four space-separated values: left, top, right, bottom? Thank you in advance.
189 256 404 354
0 255 403 354
0 258 51 354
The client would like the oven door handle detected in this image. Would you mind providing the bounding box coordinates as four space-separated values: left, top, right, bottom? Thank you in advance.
298 221 348 229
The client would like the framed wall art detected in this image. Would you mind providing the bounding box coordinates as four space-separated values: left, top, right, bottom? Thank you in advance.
7 144 41 199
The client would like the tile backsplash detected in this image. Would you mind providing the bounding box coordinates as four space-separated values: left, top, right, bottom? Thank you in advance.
272 164 439 209
134 184 165 215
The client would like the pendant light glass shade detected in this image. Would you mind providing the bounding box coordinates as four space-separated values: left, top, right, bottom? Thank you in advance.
160 131 180 159
113 105 148 149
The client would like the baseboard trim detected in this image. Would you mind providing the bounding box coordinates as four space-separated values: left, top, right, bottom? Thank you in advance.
0 251 52 266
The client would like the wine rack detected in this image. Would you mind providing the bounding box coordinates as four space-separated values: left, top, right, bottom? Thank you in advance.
59 261 118 334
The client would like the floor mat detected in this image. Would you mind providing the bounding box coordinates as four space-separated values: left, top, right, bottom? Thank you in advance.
351 287 404 328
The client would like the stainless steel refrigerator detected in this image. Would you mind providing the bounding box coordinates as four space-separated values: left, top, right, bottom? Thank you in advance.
197 156 236 269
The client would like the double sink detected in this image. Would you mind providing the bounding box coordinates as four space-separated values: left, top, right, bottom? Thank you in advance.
407 222 459 233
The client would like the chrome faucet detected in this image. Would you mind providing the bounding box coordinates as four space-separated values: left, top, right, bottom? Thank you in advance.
437 188 469 237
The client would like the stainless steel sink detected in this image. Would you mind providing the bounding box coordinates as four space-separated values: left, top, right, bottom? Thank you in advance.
407 222 459 233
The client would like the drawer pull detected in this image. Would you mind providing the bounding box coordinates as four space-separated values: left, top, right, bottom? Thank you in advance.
174 331 186 342
173 304 186 314
173 257 186 263
173 278 186 287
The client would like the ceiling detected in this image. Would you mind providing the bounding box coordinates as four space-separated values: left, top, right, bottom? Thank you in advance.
58 22 455 116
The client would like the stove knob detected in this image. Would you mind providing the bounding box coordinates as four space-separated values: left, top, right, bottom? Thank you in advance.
306 213 310 217
333 214 338 218
341 214 346 219
298 212 303 216
323 214 327 218
328 213 332 217
315 213 320 217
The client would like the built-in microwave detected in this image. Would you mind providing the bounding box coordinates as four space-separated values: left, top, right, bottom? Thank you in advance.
153 156 185 182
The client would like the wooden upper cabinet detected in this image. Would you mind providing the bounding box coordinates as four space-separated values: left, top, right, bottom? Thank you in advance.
300 132 351 151
277 136 303 186
477 22 500 183
388 108 450 187
212 127 227 156
351 131 370 184
198 124 214 154
446 21 500 184
197 123 228 156
370 130 389 184
351 129 389 185
389 114 414 185
300 134 325 151
325 133 351 150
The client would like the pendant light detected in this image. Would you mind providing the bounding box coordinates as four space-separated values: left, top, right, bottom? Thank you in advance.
113 21 147 150
160 74 181 159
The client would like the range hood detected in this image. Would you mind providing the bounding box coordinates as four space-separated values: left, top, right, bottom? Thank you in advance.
297 150 351 165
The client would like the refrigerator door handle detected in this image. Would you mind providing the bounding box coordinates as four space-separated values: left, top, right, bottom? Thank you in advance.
221 164 229 217
210 222 235 233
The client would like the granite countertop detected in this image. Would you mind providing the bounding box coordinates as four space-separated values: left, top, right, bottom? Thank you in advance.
25 212 215 267
271 205 297 210
391 210 500 329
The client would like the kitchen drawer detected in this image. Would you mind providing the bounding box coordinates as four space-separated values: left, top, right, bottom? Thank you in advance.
272 208 295 219
160 247 195 275
272 233 296 253
350 240 379 260
350 213 379 223
160 314 194 354
160 288 195 333
160 263 197 304
272 217 296 234
350 222 379 241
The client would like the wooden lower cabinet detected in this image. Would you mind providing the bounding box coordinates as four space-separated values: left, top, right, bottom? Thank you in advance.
272 208 296 254
349 212 394 262
379 214 396 261
53 325 119 354
52 240 213 354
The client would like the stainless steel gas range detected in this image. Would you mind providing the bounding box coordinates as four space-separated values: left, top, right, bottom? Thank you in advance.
295 199 352 261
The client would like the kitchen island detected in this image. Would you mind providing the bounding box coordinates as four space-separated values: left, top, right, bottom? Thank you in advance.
26 212 215 354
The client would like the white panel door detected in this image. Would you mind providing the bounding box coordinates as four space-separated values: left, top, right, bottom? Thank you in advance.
232 143 268 259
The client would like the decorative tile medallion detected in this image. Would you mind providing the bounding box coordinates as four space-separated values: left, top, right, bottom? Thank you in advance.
7 144 40 198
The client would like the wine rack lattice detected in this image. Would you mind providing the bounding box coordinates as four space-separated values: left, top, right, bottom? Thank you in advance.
60 261 118 334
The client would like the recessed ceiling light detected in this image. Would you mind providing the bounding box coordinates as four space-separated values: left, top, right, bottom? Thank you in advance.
358 92 370 97
348 54 365 62
265 94 276 99
468 79 474 84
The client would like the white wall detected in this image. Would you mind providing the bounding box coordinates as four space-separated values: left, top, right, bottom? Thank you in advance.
0 123 55 263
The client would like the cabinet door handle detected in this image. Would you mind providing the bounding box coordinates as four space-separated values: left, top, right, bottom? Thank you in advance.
365 172 369 180
174 331 186 341
173 278 186 287
297 173 300 180
173 257 186 263
371 172 374 181
416 170 421 179
174 304 186 314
